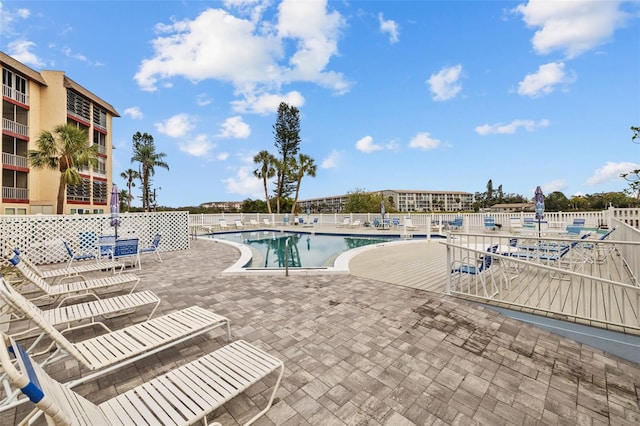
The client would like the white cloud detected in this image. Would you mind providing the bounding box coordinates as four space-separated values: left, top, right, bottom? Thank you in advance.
218 116 251 139
134 2 350 98
321 150 341 169
155 113 195 138
541 180 567 194
196 93 211 106
408 132 441 150
178 134 215 157
7 40 45 68
222 166 263 197
1 5 31 36
217 152 229 161
427 65 463 101
355 136 383 153
62 47 87 62
587 161 640 185
123 107 143 120
475 119 550 135
378 13 399 44
517 62 575 97
513 0 629 59
231 90 305 115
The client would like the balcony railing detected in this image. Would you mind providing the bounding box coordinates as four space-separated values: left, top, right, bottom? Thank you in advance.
1 118 28 137
2 186 28 200
1 152 28 168
2 84 28 105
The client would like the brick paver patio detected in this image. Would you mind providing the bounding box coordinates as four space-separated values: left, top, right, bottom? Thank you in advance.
3 238 639 425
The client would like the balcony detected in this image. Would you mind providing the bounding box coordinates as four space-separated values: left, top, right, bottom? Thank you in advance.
1 118 28 137
2 152 28 168
2 186 28 200
2 84 28 105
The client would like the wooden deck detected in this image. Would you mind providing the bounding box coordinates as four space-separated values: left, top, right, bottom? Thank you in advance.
348 238 640 335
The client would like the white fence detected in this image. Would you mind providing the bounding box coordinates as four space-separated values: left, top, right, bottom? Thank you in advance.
442 223 640 330
188 207 640 231
0 211 189 264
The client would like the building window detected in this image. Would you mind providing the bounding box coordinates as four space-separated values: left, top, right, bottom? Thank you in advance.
93 106 107 130
2 169 28 199
67 90 91 121
2 134 28 168
4 207 27 215
93 179 107 203
94 157 106 176
67 177 91 202
93 129 107 154
2 69 28 104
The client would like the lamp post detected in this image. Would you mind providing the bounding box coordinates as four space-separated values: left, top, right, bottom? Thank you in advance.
152 187 161 212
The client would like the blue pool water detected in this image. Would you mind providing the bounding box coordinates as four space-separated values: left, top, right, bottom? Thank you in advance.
212 231 392 268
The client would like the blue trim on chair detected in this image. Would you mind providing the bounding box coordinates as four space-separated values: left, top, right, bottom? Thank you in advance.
8 343 44 403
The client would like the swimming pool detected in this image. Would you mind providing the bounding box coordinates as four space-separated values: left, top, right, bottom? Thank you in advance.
212 231 392 268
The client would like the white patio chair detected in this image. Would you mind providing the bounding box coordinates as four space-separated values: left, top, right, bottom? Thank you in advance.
0 334 282 426
4 250 140 305
0 294 231 409
10 246 122 284
0 277 160 351
404 217 419 231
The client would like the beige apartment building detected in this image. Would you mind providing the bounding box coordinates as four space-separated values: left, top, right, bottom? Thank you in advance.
301 189 474 213
1 52 119 215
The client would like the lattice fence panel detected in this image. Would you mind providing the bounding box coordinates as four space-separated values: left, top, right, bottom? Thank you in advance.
1 211 189 264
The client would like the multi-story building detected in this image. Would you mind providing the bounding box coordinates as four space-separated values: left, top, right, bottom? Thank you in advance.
199 201 244 211
301 189 474 213
1 52 119 215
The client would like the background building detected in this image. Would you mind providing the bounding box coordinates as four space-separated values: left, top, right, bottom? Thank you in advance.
1 52 119 215
301 189 474 213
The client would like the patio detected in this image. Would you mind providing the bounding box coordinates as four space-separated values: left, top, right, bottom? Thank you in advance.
2 238 640 425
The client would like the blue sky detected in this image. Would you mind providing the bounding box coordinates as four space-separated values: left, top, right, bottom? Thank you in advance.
1 0 639 208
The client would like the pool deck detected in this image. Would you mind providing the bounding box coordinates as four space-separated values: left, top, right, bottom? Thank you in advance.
3 230 640 425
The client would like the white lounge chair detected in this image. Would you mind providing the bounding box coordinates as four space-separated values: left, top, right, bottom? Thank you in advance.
350 220 362 228
219 218 229 230
0 334 283 426
404 217 419 231
0 293 231 408
5 250 140 305
263 218 273 227
336 216 350 227
10 247 122 284
235 219 245 229
0 277 160 349
249 218 259 227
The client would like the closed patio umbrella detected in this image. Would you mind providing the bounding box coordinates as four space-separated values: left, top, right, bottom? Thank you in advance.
110 184 121 239
534 186 545 237
380 200 386 230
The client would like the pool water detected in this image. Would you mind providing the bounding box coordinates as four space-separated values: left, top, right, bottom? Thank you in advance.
213 231 391 268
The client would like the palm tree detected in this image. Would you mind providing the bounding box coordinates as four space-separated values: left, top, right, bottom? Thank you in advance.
120 169 140 212
253 150 277 214
130 132 169 211
28 124 98 214
290 154 317 214
119 188 130 213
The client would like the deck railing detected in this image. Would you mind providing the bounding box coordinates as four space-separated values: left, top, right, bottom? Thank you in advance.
442 230 640 331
